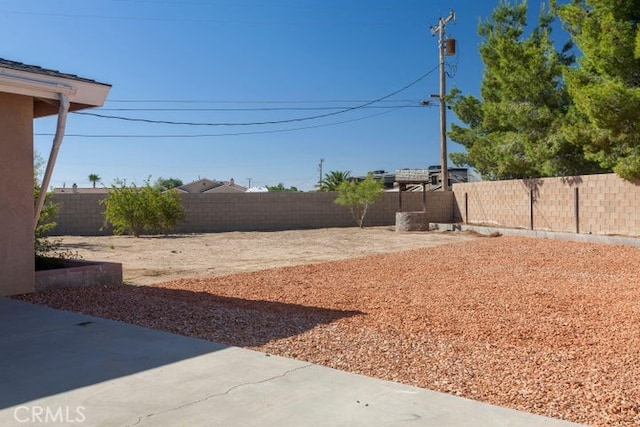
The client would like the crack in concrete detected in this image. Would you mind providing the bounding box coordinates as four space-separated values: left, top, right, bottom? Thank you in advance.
127 362 313 426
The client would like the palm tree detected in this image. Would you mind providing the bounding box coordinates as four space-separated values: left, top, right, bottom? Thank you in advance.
88 173 101 188
317 170 351 192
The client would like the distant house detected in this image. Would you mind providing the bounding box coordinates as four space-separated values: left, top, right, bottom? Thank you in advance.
52 178 248 194
395 166 470 192
246 186 269 193
176 178 247 194
350 167 470 192
350 170 397 191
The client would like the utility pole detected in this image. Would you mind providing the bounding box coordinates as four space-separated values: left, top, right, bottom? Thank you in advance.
247 178 252 188
318 158 324 187
431 10 455 191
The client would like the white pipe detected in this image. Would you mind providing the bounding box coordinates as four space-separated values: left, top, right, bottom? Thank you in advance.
34 93 70 230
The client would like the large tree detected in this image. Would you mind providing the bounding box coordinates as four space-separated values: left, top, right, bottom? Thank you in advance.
448 0 603 180
557 0 640 180
266 183 300 192
154 177 184 191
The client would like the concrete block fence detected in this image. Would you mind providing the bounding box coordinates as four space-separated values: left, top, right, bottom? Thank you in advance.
49 173 640 238
49 191 455 236
453 173 640 237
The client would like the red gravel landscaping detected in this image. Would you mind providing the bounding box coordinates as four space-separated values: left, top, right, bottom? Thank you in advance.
18 236 640 426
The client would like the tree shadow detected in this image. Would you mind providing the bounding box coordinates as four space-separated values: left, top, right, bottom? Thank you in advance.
522 178 544 203
561 175 583 186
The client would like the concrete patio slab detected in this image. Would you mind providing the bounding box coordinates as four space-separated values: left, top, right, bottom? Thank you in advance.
0 298 583 426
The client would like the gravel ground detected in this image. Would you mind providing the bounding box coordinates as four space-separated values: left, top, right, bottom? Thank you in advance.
18 235 640 426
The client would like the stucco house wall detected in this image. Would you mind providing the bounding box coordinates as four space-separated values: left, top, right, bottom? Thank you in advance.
0 93 35 296
0 58 110 297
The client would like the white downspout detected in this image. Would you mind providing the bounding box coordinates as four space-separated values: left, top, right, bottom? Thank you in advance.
34 93 70 230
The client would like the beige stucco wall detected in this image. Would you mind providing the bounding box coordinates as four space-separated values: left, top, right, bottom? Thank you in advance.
0 93 35 296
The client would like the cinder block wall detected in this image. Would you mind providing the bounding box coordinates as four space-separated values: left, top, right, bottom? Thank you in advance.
453 173 640 236
51 194 112 235
50 191 455 236
50 174 640 237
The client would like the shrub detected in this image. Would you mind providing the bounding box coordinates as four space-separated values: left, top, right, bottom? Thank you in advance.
335 173 384 228
102 178 185 237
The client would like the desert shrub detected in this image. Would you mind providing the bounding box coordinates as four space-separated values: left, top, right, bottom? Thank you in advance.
102 178 185 237
335 173 384 228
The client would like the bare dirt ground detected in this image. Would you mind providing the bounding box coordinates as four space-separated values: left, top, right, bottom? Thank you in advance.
56 227 478 285
20 228 640 426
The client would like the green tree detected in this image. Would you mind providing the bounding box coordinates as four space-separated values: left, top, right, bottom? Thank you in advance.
317 170 351 191
88 173 101 188
266 183 300 192
448 0 603 180
335 173 384 228
154 177 184 191
102 178 185 237
557 0 640 180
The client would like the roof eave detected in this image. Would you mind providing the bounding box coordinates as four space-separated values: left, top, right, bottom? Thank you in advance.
0 67 111 117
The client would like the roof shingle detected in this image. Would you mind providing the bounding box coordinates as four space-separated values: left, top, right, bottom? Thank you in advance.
0 58 110 87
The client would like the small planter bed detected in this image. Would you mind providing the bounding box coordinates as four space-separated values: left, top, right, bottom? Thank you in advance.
35 258 123 292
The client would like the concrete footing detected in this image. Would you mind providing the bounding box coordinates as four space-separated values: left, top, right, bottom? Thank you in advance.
35 260 123 292
395 212 429 232
430 223 640 248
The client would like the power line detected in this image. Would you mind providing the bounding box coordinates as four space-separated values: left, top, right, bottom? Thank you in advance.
72 67 439 127
0 8 402 27
37 105 417 139
97 105 422 112
104 99 423 104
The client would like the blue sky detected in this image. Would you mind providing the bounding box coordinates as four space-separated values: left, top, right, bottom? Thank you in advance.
1 0 553 190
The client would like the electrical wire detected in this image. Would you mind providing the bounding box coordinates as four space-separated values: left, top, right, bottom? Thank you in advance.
37 105 422 139
97 105 422 112
72 66 439 127
104 99 423 104
445 36 460 79
0 8 400 27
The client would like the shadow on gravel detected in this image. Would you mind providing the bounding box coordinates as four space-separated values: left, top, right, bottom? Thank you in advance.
16 284 363 348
